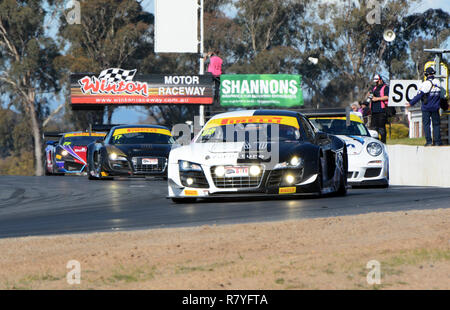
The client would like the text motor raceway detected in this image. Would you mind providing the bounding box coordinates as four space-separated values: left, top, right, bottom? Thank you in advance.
42 109 395 203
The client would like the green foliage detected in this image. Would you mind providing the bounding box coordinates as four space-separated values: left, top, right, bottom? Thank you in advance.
0 108 16 157
387 123 409 139
387 137 426 146
0 151 35 176
1 0 449 176
0 107 34 175
54 0 154 127
0 0 61 175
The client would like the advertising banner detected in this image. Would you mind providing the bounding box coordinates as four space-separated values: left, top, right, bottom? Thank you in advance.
220 74 303 107
70 69 214 107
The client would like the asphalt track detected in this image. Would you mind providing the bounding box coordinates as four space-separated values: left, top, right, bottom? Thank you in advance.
0 175 449 239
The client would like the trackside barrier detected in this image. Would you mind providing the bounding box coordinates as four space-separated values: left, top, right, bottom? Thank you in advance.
387 145 450 187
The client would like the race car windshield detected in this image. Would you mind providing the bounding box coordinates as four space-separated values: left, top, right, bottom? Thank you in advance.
110 132 174 145
310 119 369 136
61 136 102 146
197 123 301 143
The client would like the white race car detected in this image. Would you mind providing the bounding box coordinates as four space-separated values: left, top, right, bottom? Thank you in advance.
307 112 389 188
168 109 349 203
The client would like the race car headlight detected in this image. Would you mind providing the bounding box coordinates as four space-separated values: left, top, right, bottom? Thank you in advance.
109 153 127 161
61 150 68 156
290 156 300 166
285 174 295 184
179 160 202 172
214 165 225 177
274 156 303 169
249 165 262 177
366 142 383 157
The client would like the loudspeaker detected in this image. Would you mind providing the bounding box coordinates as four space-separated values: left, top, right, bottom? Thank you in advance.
308 57 318 65
383 29 396 42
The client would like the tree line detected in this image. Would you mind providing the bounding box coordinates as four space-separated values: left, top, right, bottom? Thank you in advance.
0 0 448 175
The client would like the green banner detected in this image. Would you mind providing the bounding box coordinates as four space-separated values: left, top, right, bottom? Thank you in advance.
220 74 303 107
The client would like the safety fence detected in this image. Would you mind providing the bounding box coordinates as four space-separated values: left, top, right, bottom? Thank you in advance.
387 144 450 187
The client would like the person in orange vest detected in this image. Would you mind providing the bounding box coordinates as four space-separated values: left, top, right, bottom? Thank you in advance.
366 74 389 143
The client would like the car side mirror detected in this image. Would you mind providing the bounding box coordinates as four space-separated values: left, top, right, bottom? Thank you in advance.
316 131 328 140
369 130 379 139
46 141 57 146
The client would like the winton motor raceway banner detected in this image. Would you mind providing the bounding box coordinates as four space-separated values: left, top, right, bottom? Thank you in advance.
220 74 303 108
70 68 214 107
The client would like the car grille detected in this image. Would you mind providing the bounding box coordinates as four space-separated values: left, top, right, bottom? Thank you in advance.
210 165 263 188
267 168 303 187
364 168 381 178
132 157 167 173
347 171 360 179
65 162 84 172
180 170 209 188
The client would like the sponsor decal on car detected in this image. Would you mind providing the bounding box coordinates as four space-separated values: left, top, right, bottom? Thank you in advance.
184 190 198 196
64 132 106 138
112 127 172 136
204 115 300 130
142 158 158 165
279 187 296 194
224 166 249 177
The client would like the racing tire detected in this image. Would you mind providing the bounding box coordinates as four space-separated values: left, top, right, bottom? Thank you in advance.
89 152 103 180
44 159 52 176
336 170 347 196
315 156 324 197
88 172 99 180
336 150 348 196
171 198 197 204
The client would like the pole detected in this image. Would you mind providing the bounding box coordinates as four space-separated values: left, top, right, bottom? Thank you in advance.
198 0 205 126
435 54 441 78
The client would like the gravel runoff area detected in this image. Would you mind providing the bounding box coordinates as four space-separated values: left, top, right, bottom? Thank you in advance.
0 208 449 290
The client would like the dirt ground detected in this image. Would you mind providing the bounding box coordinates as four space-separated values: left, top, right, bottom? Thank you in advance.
0 208 449 290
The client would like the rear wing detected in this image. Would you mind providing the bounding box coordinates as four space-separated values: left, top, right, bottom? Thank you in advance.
301 108 346 117
302 107 354 126
43 132 63 140
90 124 122 133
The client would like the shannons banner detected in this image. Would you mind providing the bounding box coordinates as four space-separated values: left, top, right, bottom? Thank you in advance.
220 74 303 107
70 68 214 107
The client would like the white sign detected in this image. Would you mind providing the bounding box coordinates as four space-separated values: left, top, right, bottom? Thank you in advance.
388 80 421 107
154 0 198 53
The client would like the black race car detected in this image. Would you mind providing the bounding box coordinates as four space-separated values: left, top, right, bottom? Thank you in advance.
87 125 174 180
168 109 348 202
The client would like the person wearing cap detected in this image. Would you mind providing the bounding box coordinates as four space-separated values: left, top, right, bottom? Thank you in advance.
405 67 443 146
367 74 389 143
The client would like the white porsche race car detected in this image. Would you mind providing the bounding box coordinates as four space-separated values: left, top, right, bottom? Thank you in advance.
307 112 389 188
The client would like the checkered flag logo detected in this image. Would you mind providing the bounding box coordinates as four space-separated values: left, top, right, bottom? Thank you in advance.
98 68 137 83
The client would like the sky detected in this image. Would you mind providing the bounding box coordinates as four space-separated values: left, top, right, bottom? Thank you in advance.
47 0 449 125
